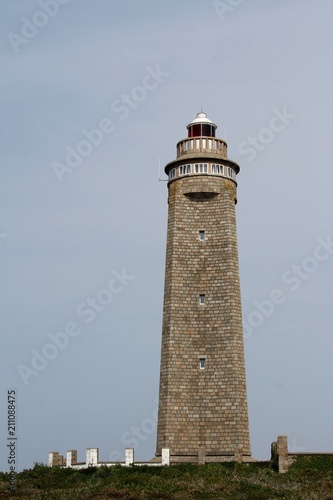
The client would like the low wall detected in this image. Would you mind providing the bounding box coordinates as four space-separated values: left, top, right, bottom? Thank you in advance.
271 435 333 473
50 437 333 472
49 448 171 469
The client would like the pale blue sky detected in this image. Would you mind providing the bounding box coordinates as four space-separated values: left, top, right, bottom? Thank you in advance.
1 0 333 470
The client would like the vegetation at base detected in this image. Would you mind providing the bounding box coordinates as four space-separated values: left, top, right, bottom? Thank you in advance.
0 457 332 499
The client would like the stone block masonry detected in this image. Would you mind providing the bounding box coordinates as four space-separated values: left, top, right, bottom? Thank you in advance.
155 112 251 462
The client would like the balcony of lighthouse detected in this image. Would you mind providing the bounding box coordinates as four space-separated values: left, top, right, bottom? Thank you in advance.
168 162 237 183
176 136 228 159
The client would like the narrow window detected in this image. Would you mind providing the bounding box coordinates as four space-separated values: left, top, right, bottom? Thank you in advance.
199 357 206 370
186 164 191 174
169 168 176 179
195 164 199 173
199 230 205 241
199 294 205 305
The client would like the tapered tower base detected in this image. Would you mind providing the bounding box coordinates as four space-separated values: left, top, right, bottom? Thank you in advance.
156 112 251 462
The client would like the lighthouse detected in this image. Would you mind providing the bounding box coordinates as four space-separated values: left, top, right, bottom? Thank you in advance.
156 112 251 463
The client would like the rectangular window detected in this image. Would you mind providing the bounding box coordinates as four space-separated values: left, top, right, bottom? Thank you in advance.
180 165 191 175
199 230 205 241
199 294 205 305
199 357 206 370
195 163 199 173
169 168 176 179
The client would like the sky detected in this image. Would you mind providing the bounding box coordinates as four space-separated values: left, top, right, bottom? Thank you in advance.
1 0 333 471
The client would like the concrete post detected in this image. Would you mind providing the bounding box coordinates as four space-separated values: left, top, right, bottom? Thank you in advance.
86 448 99 466
162 448 170 466
277 435 289 473
125 448 134 466
198 447 206 465
48 452 58 467
66 450 77 467
234 444 243 463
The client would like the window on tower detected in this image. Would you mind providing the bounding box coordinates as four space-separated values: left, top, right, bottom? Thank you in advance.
199 230 205 241
199 294 205 305
179 164 191 175
195 163 208 174
169 168 176 180
202 124 212 136
199 357 206 370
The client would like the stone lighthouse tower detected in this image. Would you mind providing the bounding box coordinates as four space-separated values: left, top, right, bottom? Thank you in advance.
156 112 251 463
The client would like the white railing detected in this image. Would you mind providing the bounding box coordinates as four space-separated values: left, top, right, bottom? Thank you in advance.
177 137 227 157
168 162 237 183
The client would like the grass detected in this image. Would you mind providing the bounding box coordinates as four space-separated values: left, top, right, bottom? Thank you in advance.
0 457 332 499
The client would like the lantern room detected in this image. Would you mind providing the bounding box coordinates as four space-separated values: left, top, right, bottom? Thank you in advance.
187 111 217 138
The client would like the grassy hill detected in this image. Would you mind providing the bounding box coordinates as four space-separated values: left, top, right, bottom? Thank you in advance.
0 456 333 499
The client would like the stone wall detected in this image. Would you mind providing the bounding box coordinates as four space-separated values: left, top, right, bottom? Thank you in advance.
48 448 170 469
156 173 251 460
271 435 333 473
